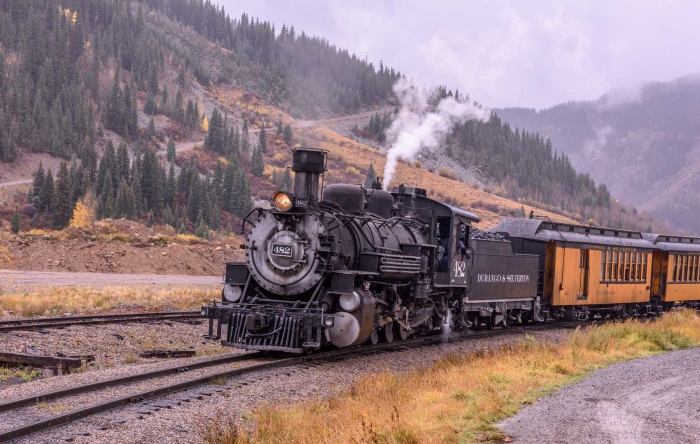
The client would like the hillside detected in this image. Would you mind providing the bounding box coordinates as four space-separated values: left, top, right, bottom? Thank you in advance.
0 0 668 264
497 74 700 234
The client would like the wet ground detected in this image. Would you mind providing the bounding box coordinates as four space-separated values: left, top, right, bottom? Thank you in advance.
500 347 700 444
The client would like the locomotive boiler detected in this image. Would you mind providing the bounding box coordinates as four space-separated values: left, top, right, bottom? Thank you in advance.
202 149 543 353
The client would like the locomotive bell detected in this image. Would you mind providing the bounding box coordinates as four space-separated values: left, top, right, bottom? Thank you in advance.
292 149 327 202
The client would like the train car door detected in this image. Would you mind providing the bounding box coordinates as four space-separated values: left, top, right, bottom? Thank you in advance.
578 250 589 299
650 250 665 298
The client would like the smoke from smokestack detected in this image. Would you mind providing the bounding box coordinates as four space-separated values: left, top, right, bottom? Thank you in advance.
382 79 490 190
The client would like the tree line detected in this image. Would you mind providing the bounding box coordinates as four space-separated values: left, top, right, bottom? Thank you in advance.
448 113 611 220
143 0 402 117
26 140 254 236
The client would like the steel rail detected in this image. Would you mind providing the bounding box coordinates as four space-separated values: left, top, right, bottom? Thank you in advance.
0 352 262 414
0 311 201 332
0 322 578 443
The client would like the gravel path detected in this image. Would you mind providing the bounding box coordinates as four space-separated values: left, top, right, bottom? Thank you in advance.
500 347 700 444
0 270 220 289
6 328 572 444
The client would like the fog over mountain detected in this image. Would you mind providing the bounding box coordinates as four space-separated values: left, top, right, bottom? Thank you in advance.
221 0 700 109
498 74 700 233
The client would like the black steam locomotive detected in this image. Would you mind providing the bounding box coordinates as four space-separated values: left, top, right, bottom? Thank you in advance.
202 149 542 353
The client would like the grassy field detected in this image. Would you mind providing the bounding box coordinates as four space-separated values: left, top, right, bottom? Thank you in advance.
0 286 218 317
203 310 700 444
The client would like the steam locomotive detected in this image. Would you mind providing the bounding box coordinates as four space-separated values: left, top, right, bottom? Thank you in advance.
201 149 542 353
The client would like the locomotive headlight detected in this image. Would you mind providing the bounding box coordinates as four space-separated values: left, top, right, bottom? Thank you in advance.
272 191 293 212
323 316 335 327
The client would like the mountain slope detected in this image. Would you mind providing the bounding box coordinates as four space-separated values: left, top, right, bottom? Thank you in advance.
497 74 700 233
0 0 669 238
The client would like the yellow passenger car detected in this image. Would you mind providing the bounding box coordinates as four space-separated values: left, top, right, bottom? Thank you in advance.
494 219 656 320
644 234 700 304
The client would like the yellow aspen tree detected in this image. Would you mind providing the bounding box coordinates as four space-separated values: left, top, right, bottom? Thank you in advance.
69 192 97 229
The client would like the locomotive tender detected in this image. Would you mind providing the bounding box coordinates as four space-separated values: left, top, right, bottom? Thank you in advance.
201 149 542 353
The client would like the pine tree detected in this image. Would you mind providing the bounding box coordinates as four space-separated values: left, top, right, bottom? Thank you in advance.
32 163 45 204
147 117 156 140
259 123 267 153
241 119 250 154
271 168 279 186
117 141 130 183
144 91 156 114
106 68 123 133
205 108 225 154
167 138 176 162
283 124 293 146
114 180 134 219
229 171 253 217
179 223 187 234
187 177 201 222
363 163 377 188
251 144 265 177
280 168 293 192
40 169 55 212
195 210 208 239
178 66 186 87
163 205 174 227
100 171 115 219
160 84 169 113
10 208 20 234
222 163 236 211
174 89 184 122
146 210 155 227
165 163 177 207
277 119 283 135
52 162 73 229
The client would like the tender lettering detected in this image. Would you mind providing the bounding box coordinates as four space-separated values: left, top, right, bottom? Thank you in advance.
477 274 530 283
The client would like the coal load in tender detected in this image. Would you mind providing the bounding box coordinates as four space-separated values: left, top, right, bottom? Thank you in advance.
469 227 505 241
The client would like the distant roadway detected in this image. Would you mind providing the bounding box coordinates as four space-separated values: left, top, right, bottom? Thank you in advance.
0 270 221 290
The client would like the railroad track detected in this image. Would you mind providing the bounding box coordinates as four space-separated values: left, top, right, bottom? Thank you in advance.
0 321 580 443
0 311 202 332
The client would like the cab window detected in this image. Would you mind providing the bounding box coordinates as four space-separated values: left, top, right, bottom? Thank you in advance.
436 217 451 273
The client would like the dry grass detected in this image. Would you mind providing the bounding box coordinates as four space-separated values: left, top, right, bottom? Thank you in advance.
206 310 700 444
0 286 219 317
0 366 42 383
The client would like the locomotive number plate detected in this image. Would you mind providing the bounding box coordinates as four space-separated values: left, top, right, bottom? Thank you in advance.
271 243 293 257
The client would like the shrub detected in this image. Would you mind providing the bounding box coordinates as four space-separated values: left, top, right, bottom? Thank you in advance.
438 168 457 180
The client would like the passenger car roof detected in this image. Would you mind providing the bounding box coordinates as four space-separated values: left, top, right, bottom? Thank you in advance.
492 218 655 250
642 233 700 253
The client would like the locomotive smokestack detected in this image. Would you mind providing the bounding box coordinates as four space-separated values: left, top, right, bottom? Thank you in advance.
292 148 327 201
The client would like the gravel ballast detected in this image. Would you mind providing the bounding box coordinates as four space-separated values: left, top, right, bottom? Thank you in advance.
5 328 573 443
500 347 700 444
0 321 231 378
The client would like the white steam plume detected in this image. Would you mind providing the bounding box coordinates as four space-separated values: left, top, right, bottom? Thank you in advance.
382 78 490 190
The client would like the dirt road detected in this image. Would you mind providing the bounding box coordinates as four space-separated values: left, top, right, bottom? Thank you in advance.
0 269 221 291
0 179 31 188
499 347 700 444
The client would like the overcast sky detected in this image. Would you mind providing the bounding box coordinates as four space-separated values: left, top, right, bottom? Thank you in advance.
218 0 700 109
